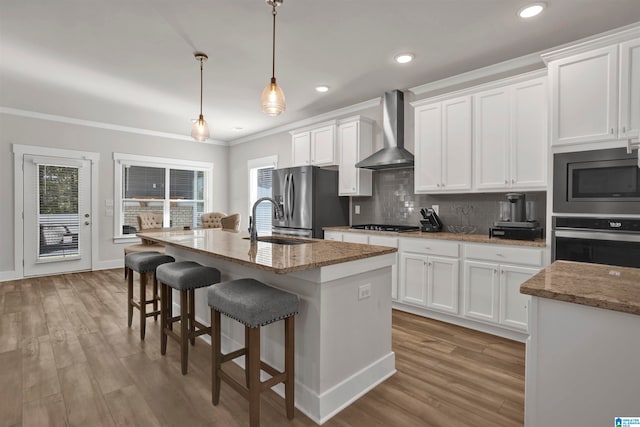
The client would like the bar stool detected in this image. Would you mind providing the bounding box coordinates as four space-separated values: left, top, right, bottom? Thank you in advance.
208 278 299 427
124 251 175 340
156 261 221 374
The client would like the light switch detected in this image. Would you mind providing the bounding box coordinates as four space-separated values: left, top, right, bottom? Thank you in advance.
354 205 360 215
105 199 113 207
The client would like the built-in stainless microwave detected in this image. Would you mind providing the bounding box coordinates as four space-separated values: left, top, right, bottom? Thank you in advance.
553 148 640 215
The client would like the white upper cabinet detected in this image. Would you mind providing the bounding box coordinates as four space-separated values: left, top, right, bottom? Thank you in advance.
414 96 472 193
291 121 337 167
619 38 640 140
338 116 373 196
548 45 618 146
546 32 640 146
474 76 547 190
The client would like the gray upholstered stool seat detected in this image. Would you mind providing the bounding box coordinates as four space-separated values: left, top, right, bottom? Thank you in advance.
156 261 221 374
208 278 299 427
207 278 298 328
156 261 221 291
124 251 175 340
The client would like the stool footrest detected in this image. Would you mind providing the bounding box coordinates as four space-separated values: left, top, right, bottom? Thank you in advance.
219 369 249 400
221 348 247 363
261 371 287 392
259 361 280 379
144 310 160 318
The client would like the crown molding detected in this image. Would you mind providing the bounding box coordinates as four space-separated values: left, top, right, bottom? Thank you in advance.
228 97 381 146
0 106 228 146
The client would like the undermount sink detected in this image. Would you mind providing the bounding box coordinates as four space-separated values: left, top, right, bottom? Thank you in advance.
243 236 316 245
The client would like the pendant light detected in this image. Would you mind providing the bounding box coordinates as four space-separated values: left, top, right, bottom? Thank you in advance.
191 52 210 141
260 0 286 116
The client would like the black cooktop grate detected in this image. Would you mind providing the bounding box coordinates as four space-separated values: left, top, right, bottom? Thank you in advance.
351 224 420 232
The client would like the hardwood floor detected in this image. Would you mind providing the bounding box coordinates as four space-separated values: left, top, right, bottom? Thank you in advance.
0 269 524 426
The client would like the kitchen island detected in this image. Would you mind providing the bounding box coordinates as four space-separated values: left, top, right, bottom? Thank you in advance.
138 228 397 425
520 261 640 427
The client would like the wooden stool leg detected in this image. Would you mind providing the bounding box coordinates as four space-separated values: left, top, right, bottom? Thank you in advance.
212 308 221 405
245 326 250 387
153 275 159 321
189 289 196 346
285 316 295 419
168 289 173 331
160 283 168 355
127 268 133 328
140 272 147 340
248 326 261 427
180 290 189 375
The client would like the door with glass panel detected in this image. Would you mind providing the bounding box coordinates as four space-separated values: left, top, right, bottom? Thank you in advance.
23 155 92 276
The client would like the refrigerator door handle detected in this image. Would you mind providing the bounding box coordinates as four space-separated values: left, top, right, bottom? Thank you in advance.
289 174 295 220
284 173 290 220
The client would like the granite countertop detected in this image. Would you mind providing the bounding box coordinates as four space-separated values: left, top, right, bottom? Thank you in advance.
520 260 640 316
324 226 546 248
138 228 397 275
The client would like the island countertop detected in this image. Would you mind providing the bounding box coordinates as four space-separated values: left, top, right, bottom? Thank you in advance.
520 260 640 316
137 228 397 275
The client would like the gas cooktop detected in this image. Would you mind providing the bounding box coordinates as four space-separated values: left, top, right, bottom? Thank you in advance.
351 224 420 232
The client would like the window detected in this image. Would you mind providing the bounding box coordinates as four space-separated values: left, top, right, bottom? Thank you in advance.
114 153 213 240
248 156 278 234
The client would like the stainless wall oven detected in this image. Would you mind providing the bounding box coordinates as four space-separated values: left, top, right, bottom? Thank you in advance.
552 217 640 268
553 147 640 215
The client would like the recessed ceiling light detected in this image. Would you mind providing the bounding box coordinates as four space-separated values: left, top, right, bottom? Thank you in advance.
315 85 329 93
231 127 244 131
394 53 414 64
518 2 546 18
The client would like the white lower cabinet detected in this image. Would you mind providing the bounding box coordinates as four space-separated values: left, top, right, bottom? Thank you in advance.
342 232 369 244
463 243 543 332
323 231 343 241
399 238 459 314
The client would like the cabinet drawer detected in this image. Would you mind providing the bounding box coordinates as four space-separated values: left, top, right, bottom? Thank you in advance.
400 237 459 257
342 233 369 244
464 244 542 267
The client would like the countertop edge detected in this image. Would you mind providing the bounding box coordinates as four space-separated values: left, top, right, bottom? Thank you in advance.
324 226 547 248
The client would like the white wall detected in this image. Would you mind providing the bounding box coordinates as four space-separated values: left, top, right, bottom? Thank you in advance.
228 105 383 231
0 113 228 276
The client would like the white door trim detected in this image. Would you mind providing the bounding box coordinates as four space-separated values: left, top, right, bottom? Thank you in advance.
12 144 100 279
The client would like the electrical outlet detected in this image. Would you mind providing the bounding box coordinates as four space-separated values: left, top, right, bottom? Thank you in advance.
432 205 439 215
354 205 360 215
105 208 113 217
358 283 372 300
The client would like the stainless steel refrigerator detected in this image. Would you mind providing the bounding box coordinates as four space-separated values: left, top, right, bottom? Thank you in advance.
272 166 349 238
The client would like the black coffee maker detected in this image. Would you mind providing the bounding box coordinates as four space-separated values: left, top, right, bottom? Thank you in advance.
490 193 542 240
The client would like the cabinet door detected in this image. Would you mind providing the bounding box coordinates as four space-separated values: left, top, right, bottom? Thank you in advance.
474 88 510 190
324 231 343 241
338 121 359 195
292 132 311 166
511 77 547 189
463 260 499 323
311 125 336 166
619 38 640 140
414 103 442 192
342 233 369 244
427 256 459 314
499 265 537 331
442 96 472 191
370 235 398 301
550 45 618 145
399 252 428 307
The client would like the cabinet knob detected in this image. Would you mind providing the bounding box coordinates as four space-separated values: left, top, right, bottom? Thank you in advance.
352 187 356 191
428 262 432 267
611 128 615 134
436 183 440 188
623 126 627 133
511 179 515 184
493 269 497 274
505 180 508 184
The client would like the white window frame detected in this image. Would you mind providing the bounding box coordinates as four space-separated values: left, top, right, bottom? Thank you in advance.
113 152 213 243
248 155 278 233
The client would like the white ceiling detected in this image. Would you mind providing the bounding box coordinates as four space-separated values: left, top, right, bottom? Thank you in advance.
1 1 639 143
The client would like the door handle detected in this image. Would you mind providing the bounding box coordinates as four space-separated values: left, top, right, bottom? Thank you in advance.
284 173 290 220
84 221 90 226
84 213 90 218
289 175 295 219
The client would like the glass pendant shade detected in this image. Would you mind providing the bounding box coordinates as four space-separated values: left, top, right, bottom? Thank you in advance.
261 77 286 116
191 114 210 141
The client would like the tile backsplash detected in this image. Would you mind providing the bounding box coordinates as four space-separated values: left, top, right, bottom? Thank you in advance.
352 169 547 234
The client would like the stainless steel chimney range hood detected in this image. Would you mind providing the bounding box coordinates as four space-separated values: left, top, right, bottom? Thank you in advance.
355 89 414 170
